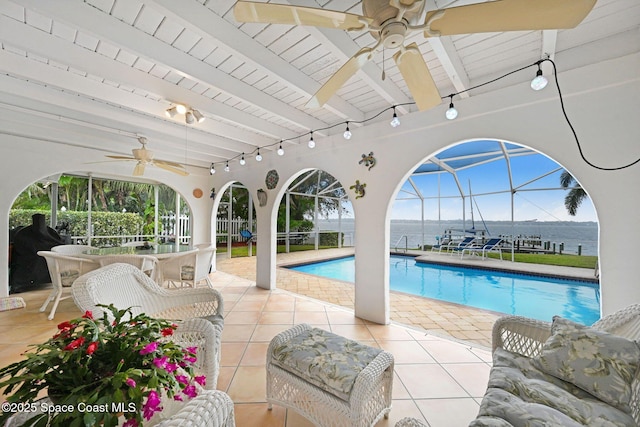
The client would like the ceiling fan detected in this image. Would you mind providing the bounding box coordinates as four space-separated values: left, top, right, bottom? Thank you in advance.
105 137 189 177
233 0 596 111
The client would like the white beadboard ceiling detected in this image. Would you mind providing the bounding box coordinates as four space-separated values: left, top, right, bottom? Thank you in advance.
0 0 638 174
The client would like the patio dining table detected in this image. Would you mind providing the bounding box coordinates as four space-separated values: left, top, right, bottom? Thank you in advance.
82 243 195 259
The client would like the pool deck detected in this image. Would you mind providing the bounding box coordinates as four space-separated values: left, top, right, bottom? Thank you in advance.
216 248 598 348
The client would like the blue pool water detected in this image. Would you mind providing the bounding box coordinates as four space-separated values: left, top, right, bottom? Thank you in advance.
287 255 601 325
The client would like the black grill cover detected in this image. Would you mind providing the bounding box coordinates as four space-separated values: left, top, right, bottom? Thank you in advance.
10 214 64 293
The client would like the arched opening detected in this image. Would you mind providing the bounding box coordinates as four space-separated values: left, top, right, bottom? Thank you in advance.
213 181 258 258
9 173 190 293
392 140 597 255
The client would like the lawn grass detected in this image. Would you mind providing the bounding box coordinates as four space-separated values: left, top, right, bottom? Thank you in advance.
218 244 598 269
485 252 598 269
216 244 333 258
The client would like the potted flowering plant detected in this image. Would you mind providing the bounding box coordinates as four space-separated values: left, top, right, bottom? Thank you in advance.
0 304 206 426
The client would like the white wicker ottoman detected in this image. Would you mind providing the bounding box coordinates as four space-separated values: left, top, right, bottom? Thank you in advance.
266 324 394 427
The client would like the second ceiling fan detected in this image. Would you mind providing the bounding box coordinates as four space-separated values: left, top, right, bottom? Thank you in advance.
234 0 596 111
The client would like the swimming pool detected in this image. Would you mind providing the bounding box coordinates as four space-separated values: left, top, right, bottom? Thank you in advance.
287 255 601 325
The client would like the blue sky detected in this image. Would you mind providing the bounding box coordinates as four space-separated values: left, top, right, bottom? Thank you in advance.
390 143 597 222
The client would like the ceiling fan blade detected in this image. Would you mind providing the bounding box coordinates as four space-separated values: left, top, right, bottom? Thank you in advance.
393 43 441 111
106 155 136 160
153 162 189 176
307 46 377 109
424 0 596 37
133 162 145 176
234 1 370 31
153 159 185 168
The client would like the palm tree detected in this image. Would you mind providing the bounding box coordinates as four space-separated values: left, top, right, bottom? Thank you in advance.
560 171 588 216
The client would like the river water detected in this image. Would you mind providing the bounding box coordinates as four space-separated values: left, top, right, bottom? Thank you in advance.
317 218 598 256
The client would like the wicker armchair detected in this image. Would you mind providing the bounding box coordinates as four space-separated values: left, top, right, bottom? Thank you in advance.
36 251 100 320
96 254 159 281
172 317 222 388
71 263 224 331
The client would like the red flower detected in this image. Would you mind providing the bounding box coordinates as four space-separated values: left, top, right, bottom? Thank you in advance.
161 328 174 337
86 341 98 355
57 321 74 330
82 311 93 319
64 337 85 351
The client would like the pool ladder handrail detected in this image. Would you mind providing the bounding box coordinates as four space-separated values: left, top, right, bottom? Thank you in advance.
394 235 408 253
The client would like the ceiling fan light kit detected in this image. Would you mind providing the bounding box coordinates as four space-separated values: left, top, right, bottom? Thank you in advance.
165 104 205 125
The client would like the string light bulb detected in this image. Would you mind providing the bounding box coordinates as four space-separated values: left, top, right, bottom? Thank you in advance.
390 107 400 128
530 62 548 91
255 149 262 162
445 95 458 120
209 163 215 175
277 142 284 156
224 161 230 172
343 122 352 140
308 132 315 148
239 153 246 166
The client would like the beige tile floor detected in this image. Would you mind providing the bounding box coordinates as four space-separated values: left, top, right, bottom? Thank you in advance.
1 250 593 426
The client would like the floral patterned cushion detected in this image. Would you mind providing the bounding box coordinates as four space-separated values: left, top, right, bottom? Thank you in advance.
60 269 81 287
271 327 382 401
180 265 195 281
533 316 640 414
470 348 637 427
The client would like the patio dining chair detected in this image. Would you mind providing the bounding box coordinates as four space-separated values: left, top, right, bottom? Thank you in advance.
157 249 199 288
36 251 100 320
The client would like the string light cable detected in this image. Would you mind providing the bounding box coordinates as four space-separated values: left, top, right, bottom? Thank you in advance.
209 59 638 172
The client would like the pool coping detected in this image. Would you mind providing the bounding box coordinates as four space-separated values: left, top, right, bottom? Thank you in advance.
411 256 600 284
279 252 599 284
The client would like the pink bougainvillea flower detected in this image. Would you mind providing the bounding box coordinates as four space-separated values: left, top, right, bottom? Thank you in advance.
194 375 206 386
173 395 183 401
164 362 178 373
64 337 85 351
153 356 168 369
123 418 139 427
183 355 197 364
86 341 98 355
142 390 163 420
139 341 159 355
185 346 197 354
125 378 137 388
160 327 174 337
183 385 197 399
175 375 189 385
